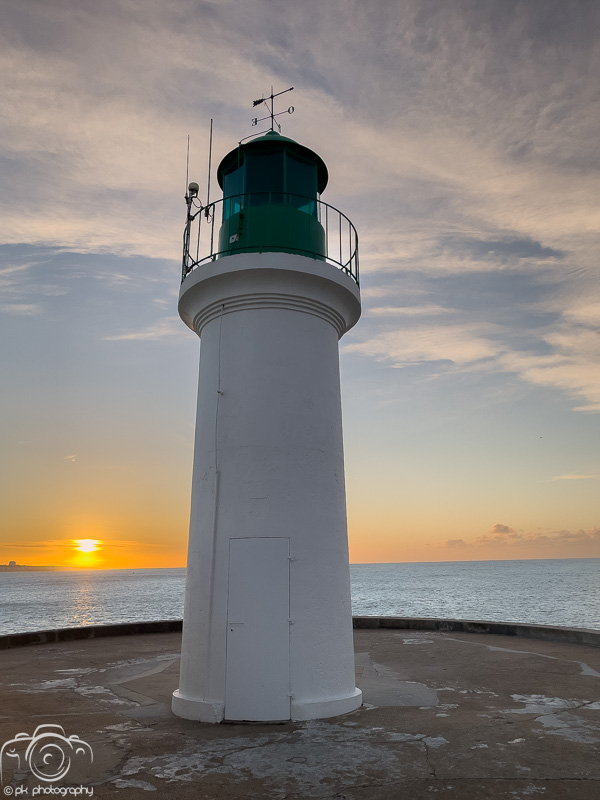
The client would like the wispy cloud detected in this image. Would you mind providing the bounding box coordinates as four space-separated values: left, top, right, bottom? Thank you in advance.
368 305 451 317
0 303 41 315
0 252 70 309
345 323 500 368
563 303 600 326
0 262 40 277
104 317 186 341
348 286 600 411
498 335 600 412
0 538 168 551
545 473 600 482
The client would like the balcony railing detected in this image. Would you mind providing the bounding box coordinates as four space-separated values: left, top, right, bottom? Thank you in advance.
182 193 359 286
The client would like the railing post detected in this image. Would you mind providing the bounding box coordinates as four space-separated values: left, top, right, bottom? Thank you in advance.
348 223 351 272
196 207 202 264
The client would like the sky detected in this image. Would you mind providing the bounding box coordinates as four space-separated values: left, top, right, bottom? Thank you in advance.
1 0 599 568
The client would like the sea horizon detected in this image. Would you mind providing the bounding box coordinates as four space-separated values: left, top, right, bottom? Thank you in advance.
3 555 598 572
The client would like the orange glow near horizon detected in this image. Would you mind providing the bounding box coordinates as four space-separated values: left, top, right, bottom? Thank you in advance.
2 507 598 571
2 526 598 571
1 538 187 570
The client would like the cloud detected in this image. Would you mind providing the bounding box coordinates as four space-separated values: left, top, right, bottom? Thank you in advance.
437 234 565 266
498 333 600 413
0 251 72 312
104 317 187 341
476 524 523 545
546 474 600 482
442 538 470 548
368 305 451 317
475 526 600 547
0 0 598 270
490 524 515 535
436 524 600 553
523 528 600 546
345 323 500 368
563 303 600 327
0 262 40 277
0 303 41 315
101 540 169 550
0 540 77 551
348 271 600 411
0 538 168 551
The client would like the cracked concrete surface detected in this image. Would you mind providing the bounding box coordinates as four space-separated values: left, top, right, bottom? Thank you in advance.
0 629 599 798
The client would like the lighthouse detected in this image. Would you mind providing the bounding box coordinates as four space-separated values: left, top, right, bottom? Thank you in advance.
172 110 362 723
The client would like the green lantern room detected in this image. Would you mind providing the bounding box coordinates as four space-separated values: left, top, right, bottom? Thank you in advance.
216 130 329 259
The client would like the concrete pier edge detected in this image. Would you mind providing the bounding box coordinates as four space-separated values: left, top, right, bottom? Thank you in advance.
1 615 598 650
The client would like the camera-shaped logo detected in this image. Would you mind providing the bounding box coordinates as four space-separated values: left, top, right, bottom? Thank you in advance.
1 724 93 783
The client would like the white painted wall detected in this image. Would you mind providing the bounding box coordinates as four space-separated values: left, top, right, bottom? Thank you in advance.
172 251 362 722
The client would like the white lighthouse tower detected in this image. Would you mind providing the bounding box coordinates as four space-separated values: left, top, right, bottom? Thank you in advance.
172 107 362 723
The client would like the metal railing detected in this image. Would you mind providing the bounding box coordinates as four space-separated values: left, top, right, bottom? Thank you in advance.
182 193 359 286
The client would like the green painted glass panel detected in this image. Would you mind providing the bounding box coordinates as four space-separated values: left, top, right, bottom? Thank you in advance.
223 166 243 220
286 154 316 196
223 165 243 197
286 154 317 216
246 152 284 205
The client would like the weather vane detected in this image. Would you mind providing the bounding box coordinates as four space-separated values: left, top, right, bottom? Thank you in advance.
252 86 294 132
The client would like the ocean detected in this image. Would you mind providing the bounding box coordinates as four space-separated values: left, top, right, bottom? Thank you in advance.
1 558 598 636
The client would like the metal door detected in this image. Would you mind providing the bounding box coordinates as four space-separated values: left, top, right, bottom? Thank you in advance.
225 537 290 721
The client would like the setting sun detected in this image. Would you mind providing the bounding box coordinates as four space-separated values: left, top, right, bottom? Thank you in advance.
74 539 101 553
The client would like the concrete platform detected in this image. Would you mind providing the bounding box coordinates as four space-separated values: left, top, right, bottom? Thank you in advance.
1 627 599 798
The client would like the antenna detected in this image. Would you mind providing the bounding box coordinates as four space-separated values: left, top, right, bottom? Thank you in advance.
181 118 216 279
185 134 190 194
251 86 294 133
206 119 213 207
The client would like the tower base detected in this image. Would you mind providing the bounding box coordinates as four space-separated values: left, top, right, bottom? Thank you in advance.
171 688 363 723
171 690 224 723
290 688 363 721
